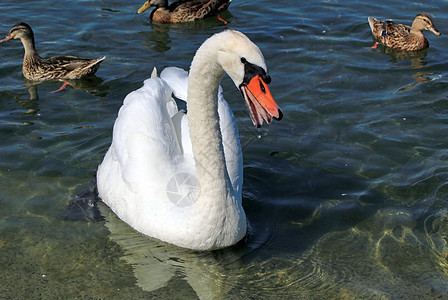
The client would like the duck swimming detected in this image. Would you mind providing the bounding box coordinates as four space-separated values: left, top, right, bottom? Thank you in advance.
368 13 441 51
96 30 282 250
137 0 231 23
1 23 105 83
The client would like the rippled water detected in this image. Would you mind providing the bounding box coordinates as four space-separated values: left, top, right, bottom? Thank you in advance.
1 0 448 298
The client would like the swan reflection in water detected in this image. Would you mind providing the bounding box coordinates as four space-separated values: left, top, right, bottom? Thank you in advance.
99 202 257 299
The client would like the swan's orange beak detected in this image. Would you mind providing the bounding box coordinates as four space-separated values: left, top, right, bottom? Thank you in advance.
241 75 283 128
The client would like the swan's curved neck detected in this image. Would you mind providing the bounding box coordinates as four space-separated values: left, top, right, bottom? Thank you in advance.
187 44 230 196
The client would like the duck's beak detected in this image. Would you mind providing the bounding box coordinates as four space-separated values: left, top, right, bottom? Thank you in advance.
241 75 283 128
137 0 152 14
0 35 12 43
428 25 441 36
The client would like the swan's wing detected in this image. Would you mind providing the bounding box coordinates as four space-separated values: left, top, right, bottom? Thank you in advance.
144 71 179 118
159 67 192 159
160 67 189 101
100 77 184 202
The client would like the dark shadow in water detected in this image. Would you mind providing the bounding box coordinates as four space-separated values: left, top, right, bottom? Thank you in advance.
244 152 383 252
65 175 104 222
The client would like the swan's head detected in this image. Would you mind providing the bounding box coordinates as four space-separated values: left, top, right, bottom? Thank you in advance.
207 30 283 128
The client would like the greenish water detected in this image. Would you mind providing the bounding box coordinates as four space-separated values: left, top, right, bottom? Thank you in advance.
1 0 448 298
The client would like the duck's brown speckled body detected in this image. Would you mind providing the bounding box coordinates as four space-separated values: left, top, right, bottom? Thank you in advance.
368 14 441 51
1 23 105 81
138 0 231 23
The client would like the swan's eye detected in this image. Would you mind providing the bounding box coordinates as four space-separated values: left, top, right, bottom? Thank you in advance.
241 57 247 64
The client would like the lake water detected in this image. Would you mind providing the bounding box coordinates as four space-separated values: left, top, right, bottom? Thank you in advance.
1 0 448 298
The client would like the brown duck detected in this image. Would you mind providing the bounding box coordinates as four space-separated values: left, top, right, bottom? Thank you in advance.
1 23 105 82
137 0 231 23
368 14 441 51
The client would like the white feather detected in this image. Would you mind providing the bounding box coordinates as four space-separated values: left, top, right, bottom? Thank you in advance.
97 30 269 250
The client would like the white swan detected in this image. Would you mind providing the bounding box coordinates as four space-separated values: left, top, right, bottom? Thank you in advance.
97 30 282 250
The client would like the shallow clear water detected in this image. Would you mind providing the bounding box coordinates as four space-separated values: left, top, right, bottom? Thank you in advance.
1 0 448 298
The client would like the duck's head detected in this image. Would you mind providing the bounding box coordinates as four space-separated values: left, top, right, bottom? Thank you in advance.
137 0 167 14
198 30 282 128
1 23 34 43
412 14 441 36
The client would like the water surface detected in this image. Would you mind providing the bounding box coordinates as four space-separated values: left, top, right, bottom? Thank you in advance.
1 0 448 298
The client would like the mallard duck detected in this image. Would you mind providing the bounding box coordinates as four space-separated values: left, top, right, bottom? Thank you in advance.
97 30 282 250
368 14 441 51
137 0 231 23
1 23 105 82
